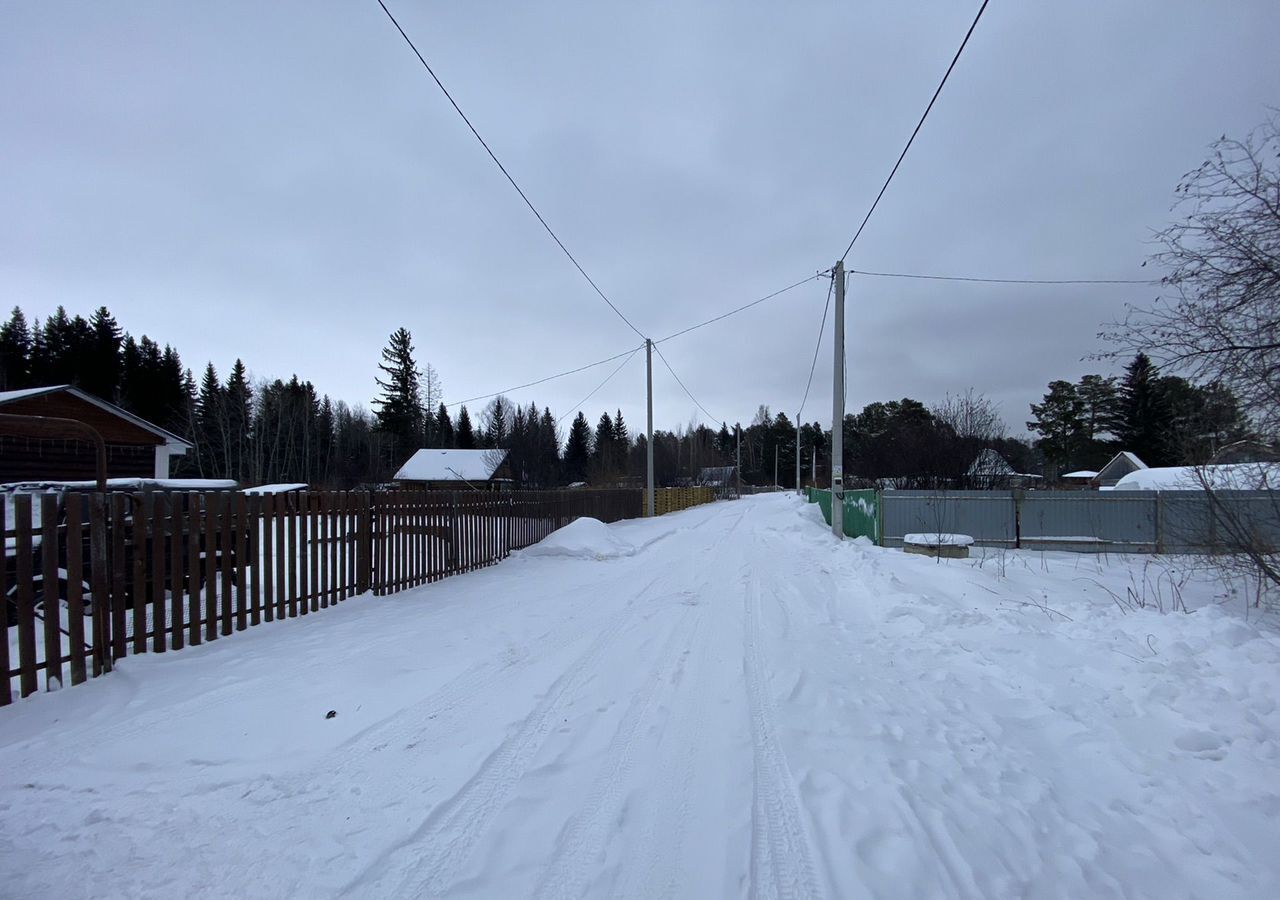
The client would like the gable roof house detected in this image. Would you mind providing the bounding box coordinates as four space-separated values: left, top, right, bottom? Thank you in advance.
1093 451 1148 489
0 385 191 484
697 465 739 498
393 448 512 490
966 449 1041 490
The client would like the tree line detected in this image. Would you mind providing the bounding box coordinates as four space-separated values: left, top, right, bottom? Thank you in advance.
1026 353 1252 476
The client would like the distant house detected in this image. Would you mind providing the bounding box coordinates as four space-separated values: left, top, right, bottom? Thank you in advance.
393 448 512 490
1060 470 1099 490
0 385 191 483
966 449 1041 490
1093 452 1147 490
697 465 739 498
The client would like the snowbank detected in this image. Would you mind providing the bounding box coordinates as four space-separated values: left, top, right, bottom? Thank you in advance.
520 517 634 560
1114 462 1280 491
903 532 975 546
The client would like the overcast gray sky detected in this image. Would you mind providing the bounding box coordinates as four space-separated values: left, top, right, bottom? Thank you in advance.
3 1 1278 438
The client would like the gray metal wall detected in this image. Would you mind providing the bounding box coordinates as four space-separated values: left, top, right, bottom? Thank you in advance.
881 490 1280 553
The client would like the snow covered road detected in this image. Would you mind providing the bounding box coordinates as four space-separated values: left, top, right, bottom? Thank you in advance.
2 495 1278 899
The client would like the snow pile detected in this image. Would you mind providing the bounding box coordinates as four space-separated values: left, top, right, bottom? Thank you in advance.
520 516 634 560
1114 462 1280 491
903 532 975 546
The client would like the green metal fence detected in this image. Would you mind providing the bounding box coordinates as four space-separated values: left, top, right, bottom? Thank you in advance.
806 487 880 542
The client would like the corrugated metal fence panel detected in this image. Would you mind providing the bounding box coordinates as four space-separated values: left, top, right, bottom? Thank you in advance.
1021 492 1158 552
1179 491 1280 553
882 491 1017 547
1158 493 1214 552
810 489 879 541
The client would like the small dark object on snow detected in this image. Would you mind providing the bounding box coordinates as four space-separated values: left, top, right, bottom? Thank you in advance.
325 710 337 719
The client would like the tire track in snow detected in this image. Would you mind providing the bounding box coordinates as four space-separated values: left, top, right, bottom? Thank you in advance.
331 570 670 759
348 597 670 897
532 603 705 900
612 581 722 899
744 577 825 900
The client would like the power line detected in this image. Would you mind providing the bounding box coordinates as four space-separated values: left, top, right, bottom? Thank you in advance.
447 344 643 409
796 275 835 421
653 272 827 345
374 0 646 341
652 344 720 425
838 0 990 263
556 347 642 425
848 268 1157 285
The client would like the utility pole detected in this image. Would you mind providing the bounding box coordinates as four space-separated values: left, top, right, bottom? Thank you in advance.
736 426 741 498
646 339 655 517
795 422 801 494
812 445 817 486
831 261 845 539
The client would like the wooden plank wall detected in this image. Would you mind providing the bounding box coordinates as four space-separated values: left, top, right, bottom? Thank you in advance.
2 487 650 703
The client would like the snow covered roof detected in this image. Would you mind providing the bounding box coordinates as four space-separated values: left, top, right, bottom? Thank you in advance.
0 386 61 404
0 384 192 450
1062 470 1099 479
244 483 308 495
1097 451 1146 478
1112 463 1280 492
2 478 238 494
967 449 1016 477
393 448 509 482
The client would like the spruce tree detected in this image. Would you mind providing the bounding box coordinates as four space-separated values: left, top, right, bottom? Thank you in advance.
373 327 424 461
196 363 226 477
593 412 615 473
1117 352 1172 465
455 405 476 448
84 306 123 401
538 407 560 486
484 396 511 448
225 360 254 481
434 403 455 448
564 412 592 483
41 307 74 384
0 307 32 389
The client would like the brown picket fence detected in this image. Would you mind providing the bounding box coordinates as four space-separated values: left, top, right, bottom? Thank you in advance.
2 487 662 704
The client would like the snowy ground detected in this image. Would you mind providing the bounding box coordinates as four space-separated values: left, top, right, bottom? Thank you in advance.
1 494 1278 899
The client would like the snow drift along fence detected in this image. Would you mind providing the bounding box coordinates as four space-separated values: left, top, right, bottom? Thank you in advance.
806 488 880 542
3 488 643 704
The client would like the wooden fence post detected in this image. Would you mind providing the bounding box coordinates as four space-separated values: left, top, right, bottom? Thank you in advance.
357 492 372 595
66 493 88 685
13 494 37 698
41 494 63 689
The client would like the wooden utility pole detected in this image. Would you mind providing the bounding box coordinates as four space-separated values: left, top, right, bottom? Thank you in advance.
736 426 741 497
831 262 845 539
646 339 655 517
